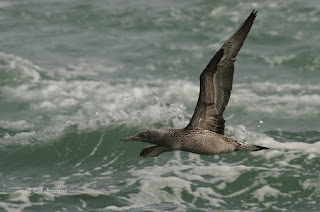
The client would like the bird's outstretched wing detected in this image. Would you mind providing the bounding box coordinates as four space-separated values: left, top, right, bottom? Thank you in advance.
185 10 257 134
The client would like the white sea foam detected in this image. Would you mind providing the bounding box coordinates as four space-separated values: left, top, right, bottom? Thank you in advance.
121 149 267 210
252 185 283 202
300 178 320 199
0 190 43 212
51 60 121 80
124 160 226 210
209 6 227 17
260 54 296 66
230 125 320 155
119 160 234 210
0 52 40 83
0 120 32 131
232 82 320 117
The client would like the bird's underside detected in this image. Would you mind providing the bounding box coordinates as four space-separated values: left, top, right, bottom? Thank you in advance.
120 10 269 157
136 129 268 158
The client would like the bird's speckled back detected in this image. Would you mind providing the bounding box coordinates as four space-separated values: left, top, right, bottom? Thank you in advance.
161 129 239 155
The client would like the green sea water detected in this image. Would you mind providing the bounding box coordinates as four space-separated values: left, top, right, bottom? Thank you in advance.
0 0 320 211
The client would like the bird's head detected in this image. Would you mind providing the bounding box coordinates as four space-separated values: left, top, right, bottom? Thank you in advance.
120 129 166 144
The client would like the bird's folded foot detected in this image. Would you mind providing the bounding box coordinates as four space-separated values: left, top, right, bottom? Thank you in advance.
140 145 172 158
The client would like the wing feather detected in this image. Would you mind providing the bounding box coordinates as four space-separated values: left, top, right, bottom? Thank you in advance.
186 10 257 134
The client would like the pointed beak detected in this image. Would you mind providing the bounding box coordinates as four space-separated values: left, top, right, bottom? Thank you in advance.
120 134 141 141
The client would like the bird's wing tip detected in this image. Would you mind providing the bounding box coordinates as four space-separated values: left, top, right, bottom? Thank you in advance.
251 9 258 16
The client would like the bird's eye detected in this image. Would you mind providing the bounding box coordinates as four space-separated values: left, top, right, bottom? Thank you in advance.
140 133 146 137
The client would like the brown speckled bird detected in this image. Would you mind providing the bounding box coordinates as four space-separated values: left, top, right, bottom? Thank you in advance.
121 10 269 157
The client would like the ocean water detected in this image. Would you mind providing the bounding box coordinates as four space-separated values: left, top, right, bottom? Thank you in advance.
0 0 320 211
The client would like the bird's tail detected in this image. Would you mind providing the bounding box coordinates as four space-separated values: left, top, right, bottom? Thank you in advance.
237 142 269 151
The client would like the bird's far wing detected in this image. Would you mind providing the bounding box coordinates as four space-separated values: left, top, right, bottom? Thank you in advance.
185 10 257 134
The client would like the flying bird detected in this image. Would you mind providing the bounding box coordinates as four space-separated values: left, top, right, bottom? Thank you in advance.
121 10 269 157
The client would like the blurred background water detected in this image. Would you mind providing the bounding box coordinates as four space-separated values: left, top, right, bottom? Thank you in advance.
0 0 319 211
